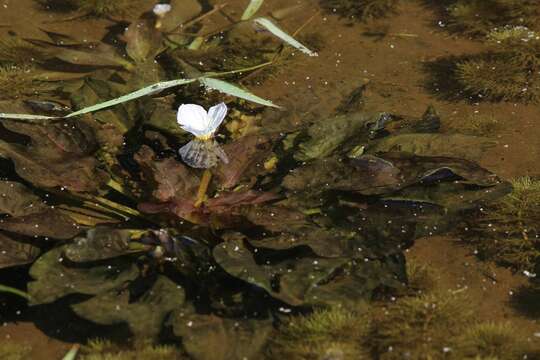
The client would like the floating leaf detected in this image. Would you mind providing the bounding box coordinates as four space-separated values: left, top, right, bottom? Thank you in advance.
199 77 280 108
253 17 317 56
72 275 185 339
241 0 264 20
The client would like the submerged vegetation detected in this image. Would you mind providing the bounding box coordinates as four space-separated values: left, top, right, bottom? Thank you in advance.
427 26 540 103
36 0 149 17
465 177 540 272
445 0 540 36
0 0 534 358
319 0 400 21
271 262 539 359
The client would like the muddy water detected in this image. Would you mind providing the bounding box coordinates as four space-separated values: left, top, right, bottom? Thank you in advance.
1 0 539 358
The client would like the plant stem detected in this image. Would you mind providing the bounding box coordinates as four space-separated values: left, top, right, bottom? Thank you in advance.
0 284 31 300
195 169 212 208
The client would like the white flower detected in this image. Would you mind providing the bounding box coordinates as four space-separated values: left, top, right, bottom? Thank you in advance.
176 103 229 168
153 3 172 17
176 103 228 140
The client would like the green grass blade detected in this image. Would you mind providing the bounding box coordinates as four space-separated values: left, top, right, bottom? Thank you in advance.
241 0 264 20
253 17 317 56
199 77 280 108
0 113 58 121
0 284 31 300
65 78 196 118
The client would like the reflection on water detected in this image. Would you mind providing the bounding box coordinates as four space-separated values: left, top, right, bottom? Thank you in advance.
0 0 540 359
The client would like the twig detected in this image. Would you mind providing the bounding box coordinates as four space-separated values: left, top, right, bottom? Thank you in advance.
168 3 229 34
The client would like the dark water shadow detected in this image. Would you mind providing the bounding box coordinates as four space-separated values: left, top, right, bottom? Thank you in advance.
509 285 540 319
421 55 470 102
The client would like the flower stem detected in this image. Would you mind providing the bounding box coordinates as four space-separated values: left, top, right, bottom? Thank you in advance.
194 169 212 208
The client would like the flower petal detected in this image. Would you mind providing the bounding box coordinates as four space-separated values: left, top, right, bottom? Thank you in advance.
206 102 228 134
177 104 211 137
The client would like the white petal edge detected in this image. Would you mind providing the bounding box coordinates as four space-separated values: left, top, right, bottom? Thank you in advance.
206 102 228 134
177 104 211 137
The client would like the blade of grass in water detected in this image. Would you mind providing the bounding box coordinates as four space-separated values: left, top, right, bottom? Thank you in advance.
0 284 31 300
0 63 277 121
241 0 264 20
199 77 280 108
253 17 317 56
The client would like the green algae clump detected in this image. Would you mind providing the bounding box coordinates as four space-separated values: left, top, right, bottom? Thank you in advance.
466 177 540 272
455 27 540 103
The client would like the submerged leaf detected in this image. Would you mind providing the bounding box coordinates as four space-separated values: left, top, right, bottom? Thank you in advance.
369 133 496 161
0 120 109 192
0 210 80 239
171 310 272 360
64 227 135 262
54 43 133 69
0 181 47 217
125 18 163 64
72 275 184 338
214 134 276 189
0 232 40 269
28 246 139 305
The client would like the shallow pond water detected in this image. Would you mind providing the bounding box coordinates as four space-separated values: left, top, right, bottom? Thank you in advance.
0 0 540 359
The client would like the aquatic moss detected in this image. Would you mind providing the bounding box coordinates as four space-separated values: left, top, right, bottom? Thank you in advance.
0 37 47 66
453 28 540 103
269 306 370 359
80 339 185 360
448 113 502 136
456 322 538 359
319 0 400 22
466 177 540 271
270 290 540 359
0 64 47 99
367 293 472 359
405 259 439 295
446 0 540 36
36 0 147 17
0 340 33 360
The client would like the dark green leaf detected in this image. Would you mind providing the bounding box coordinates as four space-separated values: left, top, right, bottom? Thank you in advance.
72 275 184 338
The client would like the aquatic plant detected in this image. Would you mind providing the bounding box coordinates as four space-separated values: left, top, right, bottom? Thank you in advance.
0 340 32 360
465 177 540 271
449 27 540 103
448 113 502 136
319 0 400 21
405 260 439 296
456 322 537 359
0 64 48 100
81 339 185 360
269 306 370 359
0 37 47 65
36 0 148 18
176 103 229 168
446 0 540 36
368 292 471 359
